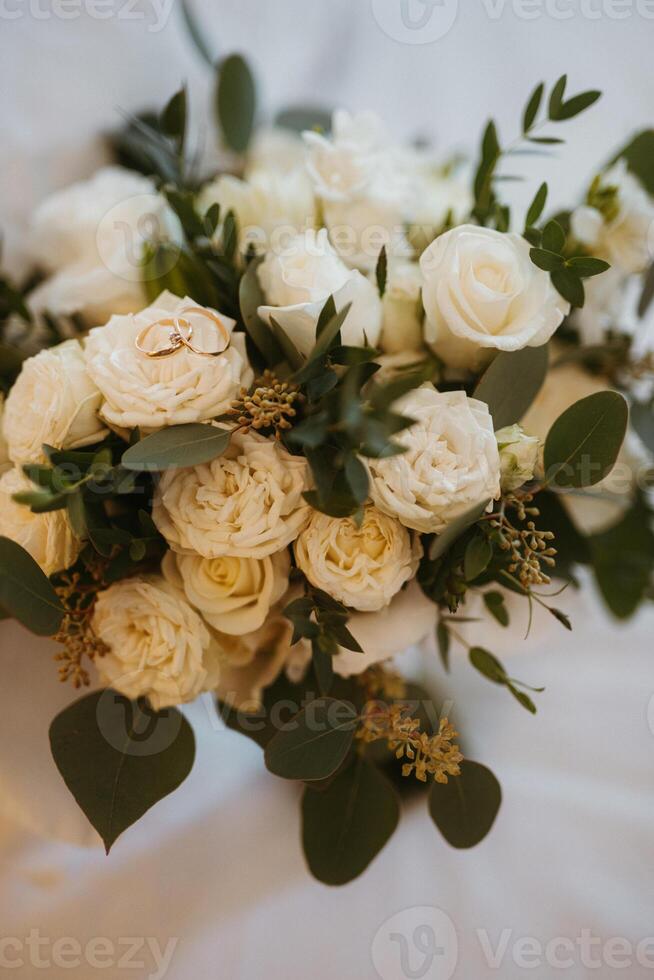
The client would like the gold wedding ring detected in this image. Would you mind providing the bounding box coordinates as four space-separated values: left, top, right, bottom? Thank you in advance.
135 306 230 359
134 316 193 358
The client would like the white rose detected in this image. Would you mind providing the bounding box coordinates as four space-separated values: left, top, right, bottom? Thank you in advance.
379 259 424 354
84 291 252 431
28 166 181 326
303 110 389 203
3 340 106 465
367 385 500 534
496 424 540 492
198 169 316 256
0 468 81 575
420 225 569 371
246 126 307 177
257 228 382 356
161 547 290 635
294 504 421 612
571 161 654 275
0 397 10 474
304 110 412 270
332 580 437 677
153 429 310 559
92 575 220 710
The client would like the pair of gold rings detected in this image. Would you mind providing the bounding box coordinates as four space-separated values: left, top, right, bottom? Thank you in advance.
135 306 230 358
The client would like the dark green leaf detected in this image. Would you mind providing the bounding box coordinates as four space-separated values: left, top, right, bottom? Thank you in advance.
613 129 654 196
375 246 388 299
483 591 509 627
160 88 186 145
474 344 549 429
541 220 565 254
239 257 283 367
548 75 567 120
556 90 601 121
216 54 256 154
522 82 544 133
566 256 610 278
436 621 450 671
469 647 507 684
590 501 654 619
122 424 231 472
264 697 358 781
50 690 195 852
530 248 565 272
543 390 628 488
551 267 585 308
429 760 501 849
0 537 64 636
302 757 399 884
525 181 548 228
464 534 493 582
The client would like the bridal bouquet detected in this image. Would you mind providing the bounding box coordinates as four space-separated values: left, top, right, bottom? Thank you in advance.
1 49 652 883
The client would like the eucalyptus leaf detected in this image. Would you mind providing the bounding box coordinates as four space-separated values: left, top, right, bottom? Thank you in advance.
238 257 283 367
302 757 399 885
216 54 256 153
50 690 195 852
121 424 231 472
474 344 549 429
428 500 490 562
264 697 358 781
0 537 64 636
543 390 628 488
428 760 501 849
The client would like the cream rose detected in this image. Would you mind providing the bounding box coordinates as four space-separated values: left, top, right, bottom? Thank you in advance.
257 229 382 356
379 259 424 354
420 225 569 371
92 575 220 710
0 468 81 575
153 429 310 559
84 291 252 431
198 169 316 256
294 505 421 612
3 340 106 465
162 547 290 635
367 385 500 534
303 110 389 203
28 166 181 326
571 161 654 275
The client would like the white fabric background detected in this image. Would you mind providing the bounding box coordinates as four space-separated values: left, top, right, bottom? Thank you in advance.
1 2 654 977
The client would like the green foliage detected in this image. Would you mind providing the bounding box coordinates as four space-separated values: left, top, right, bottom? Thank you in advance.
284 585 362 696
483 591 509 627
375 245 388 299
216 54 256 154
611 129 654 196
238 256 284 369
429 760 501 849
543 390 628 488
590 498 654 619
469 647 543 713
275 106 332 134
121 424 231 472
264 697 359 781
474 344 549 429
302 756 400 885
49 690 195 853
472 76 601 228
0 537 64 635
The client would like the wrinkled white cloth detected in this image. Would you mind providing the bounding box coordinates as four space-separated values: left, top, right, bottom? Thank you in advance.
2 3 654 979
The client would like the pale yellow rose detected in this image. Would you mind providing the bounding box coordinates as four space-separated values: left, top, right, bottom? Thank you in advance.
0 468 81 576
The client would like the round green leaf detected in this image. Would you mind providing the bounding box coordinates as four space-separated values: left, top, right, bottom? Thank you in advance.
121 424 231 472
464 534 493 582
216 54 256 154
474 344 549 429
302 758 399 885
543 390 628 488
264 697 358 781
50 690 195 852
429 760 502 849
0 536 64 636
